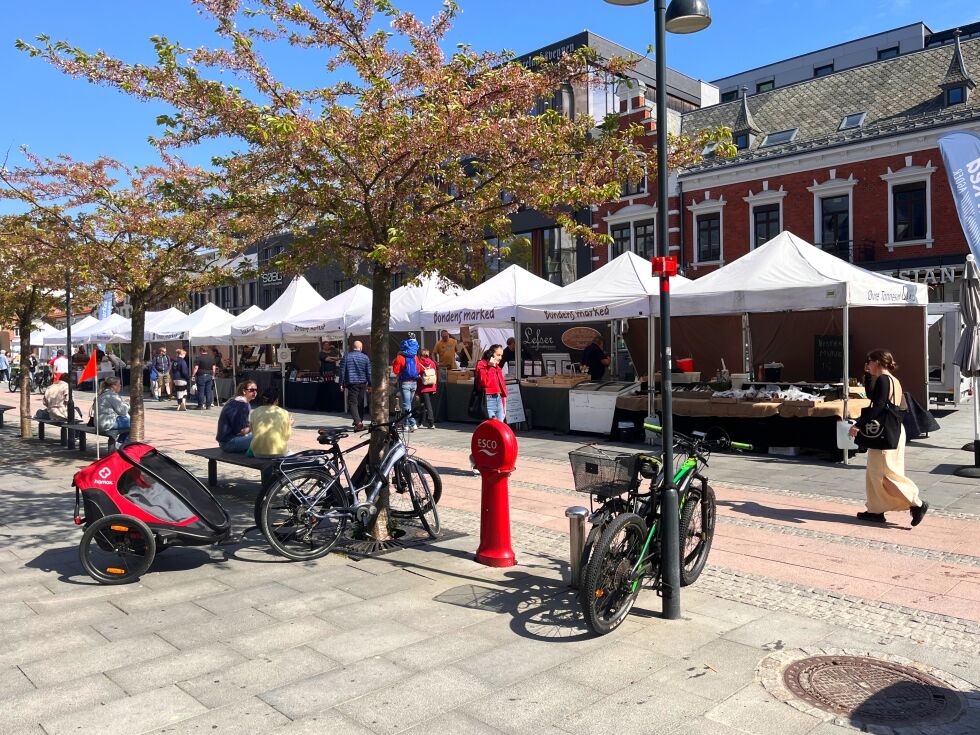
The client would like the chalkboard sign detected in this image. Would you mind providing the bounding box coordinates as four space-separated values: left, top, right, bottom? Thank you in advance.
814 335 844 382
505 379 526 426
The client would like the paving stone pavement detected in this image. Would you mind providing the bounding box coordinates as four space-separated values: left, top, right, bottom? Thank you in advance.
0 394 978 734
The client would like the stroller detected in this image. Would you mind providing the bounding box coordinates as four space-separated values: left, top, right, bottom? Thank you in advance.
72 443 232 584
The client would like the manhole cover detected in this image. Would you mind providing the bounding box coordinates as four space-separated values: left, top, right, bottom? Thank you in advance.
782 655 962 726
758 649 974 732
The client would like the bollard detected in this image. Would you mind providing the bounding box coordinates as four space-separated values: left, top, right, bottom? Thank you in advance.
565 506 589 588
471 419 518 567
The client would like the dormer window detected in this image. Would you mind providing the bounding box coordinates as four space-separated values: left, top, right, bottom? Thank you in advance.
839 112 867 130
734 133 749 149
947 86 966 105
760 128 798 148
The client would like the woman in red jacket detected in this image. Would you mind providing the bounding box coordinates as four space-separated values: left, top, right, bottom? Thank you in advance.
416 348 438 429
475 344 507 421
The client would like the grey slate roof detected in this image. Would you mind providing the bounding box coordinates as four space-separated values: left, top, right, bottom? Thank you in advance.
940 33 975 90
680 36 980 174
732 89 760 134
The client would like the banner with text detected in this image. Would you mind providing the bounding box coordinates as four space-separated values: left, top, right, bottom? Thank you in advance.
938 130 980 263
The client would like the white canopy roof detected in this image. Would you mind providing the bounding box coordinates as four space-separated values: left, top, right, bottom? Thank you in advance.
77 313 132 344
285 284 373 339
29 322 58 345
348 274 462 333
42 315 100 346
144 308 190 341
230 276 329 343
419 265 559 328
516 251 692 323
671 231 929 316
165 303 237 344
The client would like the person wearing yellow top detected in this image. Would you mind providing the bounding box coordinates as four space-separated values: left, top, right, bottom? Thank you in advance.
432 330 458 369
249 390 293 458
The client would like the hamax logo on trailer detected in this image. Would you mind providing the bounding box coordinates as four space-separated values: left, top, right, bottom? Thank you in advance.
476 438 498 457
93 466 113 486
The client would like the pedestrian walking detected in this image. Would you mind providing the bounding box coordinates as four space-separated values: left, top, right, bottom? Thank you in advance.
216 380 255 453
417 348 438 429
848 349 928 526
338 340 371 430
171 348 190 411
151 347 173 400
192 346 217 410
392 337 422 431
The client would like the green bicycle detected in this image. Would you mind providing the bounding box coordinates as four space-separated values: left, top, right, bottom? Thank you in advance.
569 424 751 635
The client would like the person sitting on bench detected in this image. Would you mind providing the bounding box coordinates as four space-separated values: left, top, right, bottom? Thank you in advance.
35 375 70 422
97 376 130 446
248 387 293 458
217 380 255 454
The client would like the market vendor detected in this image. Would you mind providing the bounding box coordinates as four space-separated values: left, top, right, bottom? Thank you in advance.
239 345 260 371
432 330 458 369
582 336 610 381
319 340 343 377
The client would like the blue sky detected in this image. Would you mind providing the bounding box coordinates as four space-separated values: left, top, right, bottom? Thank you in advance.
1 0 976 171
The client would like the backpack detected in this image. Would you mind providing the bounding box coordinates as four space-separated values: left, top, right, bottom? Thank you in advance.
400 354 419 381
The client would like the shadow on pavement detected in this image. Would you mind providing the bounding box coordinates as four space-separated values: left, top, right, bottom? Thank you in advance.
716 498 907 528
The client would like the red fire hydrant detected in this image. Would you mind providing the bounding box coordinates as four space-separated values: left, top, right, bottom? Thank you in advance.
471 418 518 567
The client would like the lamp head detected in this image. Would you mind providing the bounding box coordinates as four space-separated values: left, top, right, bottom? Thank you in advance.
665 0 712 33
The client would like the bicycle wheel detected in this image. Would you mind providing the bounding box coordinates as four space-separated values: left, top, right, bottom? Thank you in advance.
260 469 349 560
7 376 16 392
581 512 648 636
679 483 716 586
79 514 156 585
403 459 440 538
389 456 442 519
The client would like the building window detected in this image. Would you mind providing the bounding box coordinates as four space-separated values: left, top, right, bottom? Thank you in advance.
821 195 850 252
839 112 867 130
753 204 780 248
720 90 738 103
634 219 656 260
756 80 774 93
542 228 576 286
760 128 798 148
696 213 721 262
611 224 631 259
734 133 749 149
248 282 255 307
877 46 899 60
893 182 927 242
946 86 965 105
621 174 647 198
334 279 351 296
813 63 834 78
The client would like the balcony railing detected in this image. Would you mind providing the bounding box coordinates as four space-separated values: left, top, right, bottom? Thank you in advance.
817 240 876 264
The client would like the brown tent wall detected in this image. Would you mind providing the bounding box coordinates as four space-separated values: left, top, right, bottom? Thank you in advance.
748 310 843 382
849 306 927 406
625 315 743 378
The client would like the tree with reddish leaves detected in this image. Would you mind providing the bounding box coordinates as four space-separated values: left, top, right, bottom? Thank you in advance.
19 0 730 537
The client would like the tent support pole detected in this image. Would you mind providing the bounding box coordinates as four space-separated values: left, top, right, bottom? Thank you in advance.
515 320 522 379
742 313 751 373
231 341 237 385
648 296 656 421
843 304 850 466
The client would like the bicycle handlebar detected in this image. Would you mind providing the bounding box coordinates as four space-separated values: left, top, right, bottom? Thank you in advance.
642 423 753 453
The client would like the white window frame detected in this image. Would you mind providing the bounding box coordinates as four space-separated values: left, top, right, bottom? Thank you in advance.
807 173 858 248
603 204 657 261
687 193 726 266
743 185 787 249
881 160 936 251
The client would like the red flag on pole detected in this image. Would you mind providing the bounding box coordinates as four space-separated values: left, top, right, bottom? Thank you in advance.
79 350 98 385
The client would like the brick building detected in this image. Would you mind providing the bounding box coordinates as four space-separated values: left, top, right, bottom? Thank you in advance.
596 32 980 305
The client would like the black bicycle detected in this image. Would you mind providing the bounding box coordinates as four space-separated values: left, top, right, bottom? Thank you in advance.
570 425 751 635
7 365 48 394
258 411 441 560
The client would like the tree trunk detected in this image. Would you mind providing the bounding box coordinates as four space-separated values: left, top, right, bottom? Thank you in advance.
129 301 146 442
367 265 393 541
18 320 33 439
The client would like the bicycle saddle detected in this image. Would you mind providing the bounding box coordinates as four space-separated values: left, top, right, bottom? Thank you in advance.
316 427 349 444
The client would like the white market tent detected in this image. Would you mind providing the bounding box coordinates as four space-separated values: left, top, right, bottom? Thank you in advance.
166 303 237 344
77 313 132 345
670 231 928 316
284 284 373 340
42 315 100 346
348 273 462 333
517 251 691 323
230 276 329 344
668 231 930 463
419 264 559 328
144 308 190 341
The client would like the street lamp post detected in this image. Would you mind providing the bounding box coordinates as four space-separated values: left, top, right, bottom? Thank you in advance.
603 0 711 620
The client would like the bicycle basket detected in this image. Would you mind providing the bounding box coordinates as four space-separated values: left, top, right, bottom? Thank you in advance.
568 447 639 498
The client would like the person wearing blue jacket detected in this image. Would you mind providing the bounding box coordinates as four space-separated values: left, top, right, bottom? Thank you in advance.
338 341 372 430
216 380 256 453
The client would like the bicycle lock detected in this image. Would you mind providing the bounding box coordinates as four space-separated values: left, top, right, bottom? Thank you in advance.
471 418 518 567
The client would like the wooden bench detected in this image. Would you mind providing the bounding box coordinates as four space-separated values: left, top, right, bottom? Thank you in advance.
185 447 278 491
30 416 77 448
65 423 121 453
0 405 13 428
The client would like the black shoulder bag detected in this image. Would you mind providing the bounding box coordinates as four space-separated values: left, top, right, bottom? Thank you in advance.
855 375 903 450
468 371 489 421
